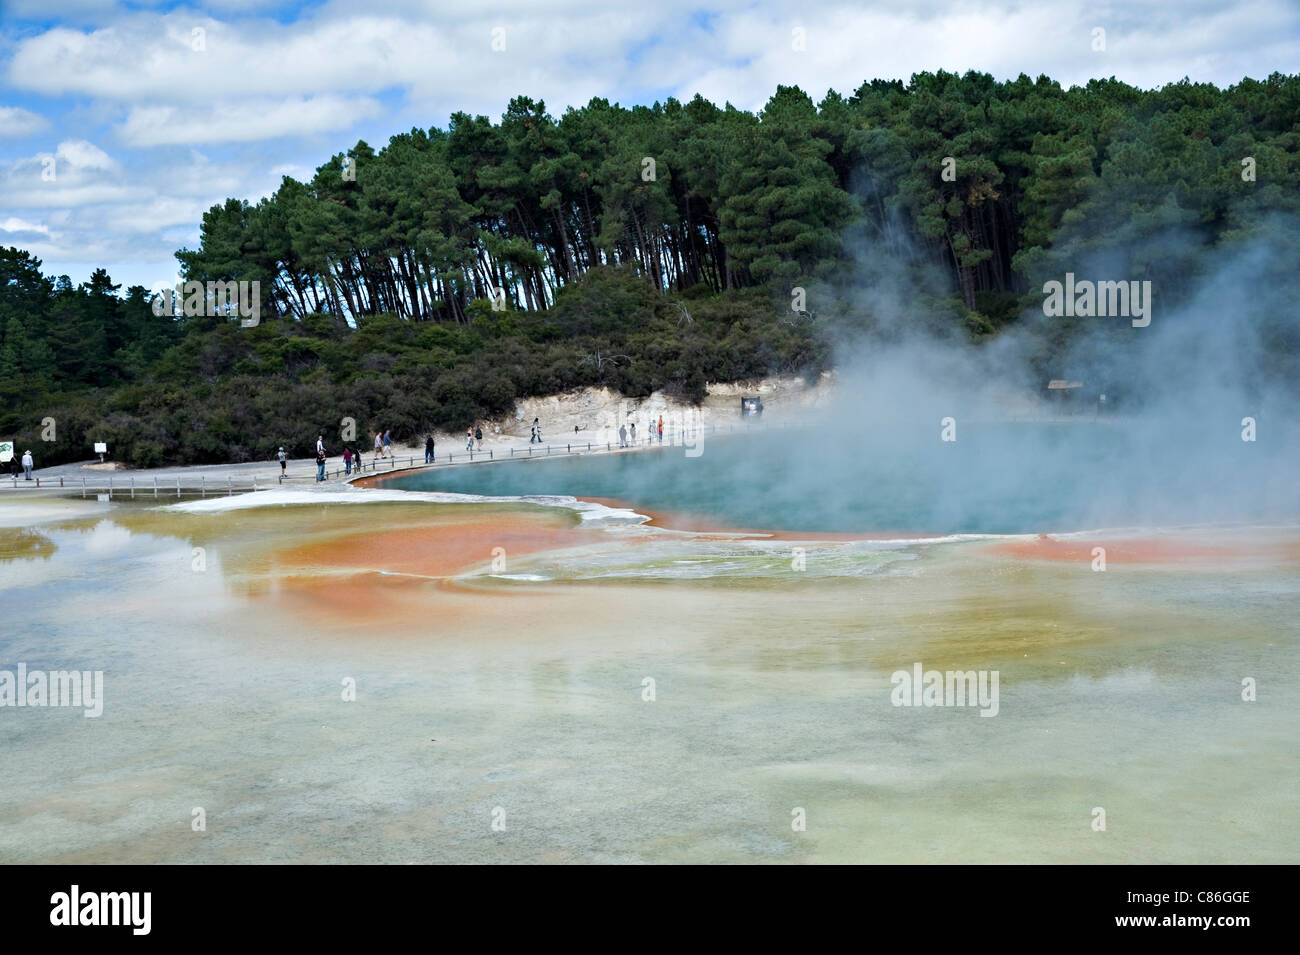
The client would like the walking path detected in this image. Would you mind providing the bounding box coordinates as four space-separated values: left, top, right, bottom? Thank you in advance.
0 419 773 498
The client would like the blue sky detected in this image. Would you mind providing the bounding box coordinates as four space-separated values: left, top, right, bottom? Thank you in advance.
2 0 1297 292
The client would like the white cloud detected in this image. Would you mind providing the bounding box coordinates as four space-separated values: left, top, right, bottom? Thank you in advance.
681 1 1300 111
9 16 441 103
0 217 50 235
0 141 253 287
10 1 1296 118
269 162 315 180
1 0 1297 290
0 141 127 213
54 138 118 171
0 106 50 138
118 95 383 146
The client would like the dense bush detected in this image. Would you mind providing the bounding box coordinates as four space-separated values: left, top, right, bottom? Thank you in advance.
0 264 823 467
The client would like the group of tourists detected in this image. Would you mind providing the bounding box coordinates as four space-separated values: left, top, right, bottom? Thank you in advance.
275 433 367 483
7 449 35 480
265 408 690 487
281 412 689 482
280 422 490 482
618 416 663 446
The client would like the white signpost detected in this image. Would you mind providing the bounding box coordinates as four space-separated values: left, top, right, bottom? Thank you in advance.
0 441 12 463
94 441 107 463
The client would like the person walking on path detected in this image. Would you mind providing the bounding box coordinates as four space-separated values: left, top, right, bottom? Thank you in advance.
466 428 475 452
618 424 627 448
657 416 664 444
21 449 33 480
374 432 383 460
629 422 636 444
277 447 287 479
474 425 483 451
425 435 435 463
383 430 392 457
530 418 541 444
343 447 352 475
315 447 327 482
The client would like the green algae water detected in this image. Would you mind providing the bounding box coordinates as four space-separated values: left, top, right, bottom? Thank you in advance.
1 493 1297 863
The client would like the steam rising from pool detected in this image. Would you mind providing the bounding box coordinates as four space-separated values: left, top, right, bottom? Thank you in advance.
389 218 1300 536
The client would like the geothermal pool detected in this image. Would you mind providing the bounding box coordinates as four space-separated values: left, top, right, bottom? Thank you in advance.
1 430 1297 863
386 425 1300 534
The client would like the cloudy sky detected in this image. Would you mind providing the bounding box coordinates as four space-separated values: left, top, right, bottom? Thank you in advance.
1 0 1296 290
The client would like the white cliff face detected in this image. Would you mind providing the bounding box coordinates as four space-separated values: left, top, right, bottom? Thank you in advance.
505 374 835 443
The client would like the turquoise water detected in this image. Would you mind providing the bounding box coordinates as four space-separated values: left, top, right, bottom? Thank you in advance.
388 423 1299 533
